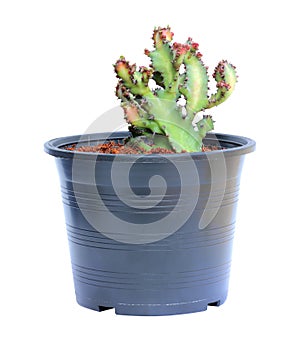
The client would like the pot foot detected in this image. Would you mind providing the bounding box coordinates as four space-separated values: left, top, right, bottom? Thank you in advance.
208 300 221 306
98 305 114 312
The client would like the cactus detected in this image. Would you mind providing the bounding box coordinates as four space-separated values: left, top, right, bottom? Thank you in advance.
114 26 237 153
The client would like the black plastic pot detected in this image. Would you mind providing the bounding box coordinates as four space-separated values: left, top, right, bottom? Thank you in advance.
44 132 255 316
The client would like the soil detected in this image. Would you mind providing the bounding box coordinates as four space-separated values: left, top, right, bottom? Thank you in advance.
63 141 224 154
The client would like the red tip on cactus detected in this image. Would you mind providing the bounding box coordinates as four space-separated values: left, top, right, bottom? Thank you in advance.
173 42 190 55
140 66 152 76
115 59 136 75
191 42 199 50
186 37 199 52
216 81 231 90
115 59 129 71
152 26 174 45
160 27 174 41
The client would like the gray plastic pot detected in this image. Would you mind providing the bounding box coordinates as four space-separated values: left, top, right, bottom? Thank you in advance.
44 131 255 316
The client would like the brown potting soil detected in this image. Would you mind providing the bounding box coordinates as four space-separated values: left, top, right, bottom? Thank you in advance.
63 141 223 154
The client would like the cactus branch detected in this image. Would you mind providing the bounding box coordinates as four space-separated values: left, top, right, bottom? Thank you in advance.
148 26 176 88
207 60 237 108
180 53 209 118
179 38 209 118
196 115 214 139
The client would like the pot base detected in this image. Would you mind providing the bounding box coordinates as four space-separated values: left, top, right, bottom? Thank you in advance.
76 294 227 316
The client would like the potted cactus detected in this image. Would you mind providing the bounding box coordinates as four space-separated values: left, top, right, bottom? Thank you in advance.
44 26 255 316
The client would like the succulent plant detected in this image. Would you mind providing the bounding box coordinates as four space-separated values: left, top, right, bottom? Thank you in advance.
114 26 237 153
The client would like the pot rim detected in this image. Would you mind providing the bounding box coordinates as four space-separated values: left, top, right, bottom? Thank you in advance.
44 131 256 161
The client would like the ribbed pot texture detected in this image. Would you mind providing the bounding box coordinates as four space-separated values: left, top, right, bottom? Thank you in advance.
44 132 255 315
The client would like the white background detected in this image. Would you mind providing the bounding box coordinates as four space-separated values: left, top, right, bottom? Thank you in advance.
1 0 299 340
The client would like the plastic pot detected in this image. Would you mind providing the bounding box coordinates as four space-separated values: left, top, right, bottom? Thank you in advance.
44 132 255 316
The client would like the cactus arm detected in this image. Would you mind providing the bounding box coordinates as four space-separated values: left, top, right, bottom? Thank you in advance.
166 43 190 101
121 103 163 134
115 58 152 96
180 53 209 118
168 74 186 101
114 59 135 88
147 27 176 88
177 39 208 118
149 45 175 88
207 60 237 108
196 115 214 140
116 80 163 134
173 51 186 71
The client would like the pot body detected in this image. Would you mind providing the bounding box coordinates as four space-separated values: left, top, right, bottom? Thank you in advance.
45 132 255 315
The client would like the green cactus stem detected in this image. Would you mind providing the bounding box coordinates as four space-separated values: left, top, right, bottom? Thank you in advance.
114 26 238 153
207 60 237 108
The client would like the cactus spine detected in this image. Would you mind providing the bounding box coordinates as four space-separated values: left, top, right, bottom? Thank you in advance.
114 26 237 153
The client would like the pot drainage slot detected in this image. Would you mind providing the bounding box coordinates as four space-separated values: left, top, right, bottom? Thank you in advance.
98 306 114 312
208 300 220 307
